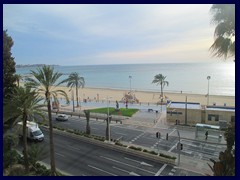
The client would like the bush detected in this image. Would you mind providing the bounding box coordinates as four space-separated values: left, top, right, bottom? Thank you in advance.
149 151 158 155
34 163 51 176
3 149 21 168
129 146 142 151
159 153 176 160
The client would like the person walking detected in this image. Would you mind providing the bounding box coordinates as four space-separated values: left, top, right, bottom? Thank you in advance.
205 131 208 140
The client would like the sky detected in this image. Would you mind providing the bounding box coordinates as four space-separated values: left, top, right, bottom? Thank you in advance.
3 4 222 66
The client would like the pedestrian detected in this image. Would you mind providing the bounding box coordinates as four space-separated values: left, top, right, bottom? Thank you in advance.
205 131 208 140
126 100 128 109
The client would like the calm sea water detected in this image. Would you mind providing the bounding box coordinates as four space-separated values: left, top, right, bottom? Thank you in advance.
16 63 235 96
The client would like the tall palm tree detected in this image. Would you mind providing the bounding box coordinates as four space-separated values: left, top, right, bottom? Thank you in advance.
210 4 235 60
64 72 85 107
25 65 69 176
152 74 169 102
4 86 46 174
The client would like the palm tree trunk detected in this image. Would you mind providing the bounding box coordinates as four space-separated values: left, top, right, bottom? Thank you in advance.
161 83 163 103
23 113 29 174
106 119 109 140
47 96 56 176
76 86 79 107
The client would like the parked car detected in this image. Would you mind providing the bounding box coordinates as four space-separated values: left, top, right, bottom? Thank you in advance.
56 114 68 121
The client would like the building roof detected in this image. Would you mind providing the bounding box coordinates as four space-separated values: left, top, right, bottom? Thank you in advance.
168 102 201 110
196 123 220 130
206 106 235 112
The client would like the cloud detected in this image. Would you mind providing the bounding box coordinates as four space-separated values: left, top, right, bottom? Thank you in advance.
3 4 217 65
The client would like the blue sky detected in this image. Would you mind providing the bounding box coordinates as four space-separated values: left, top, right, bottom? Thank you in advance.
3 4 222 65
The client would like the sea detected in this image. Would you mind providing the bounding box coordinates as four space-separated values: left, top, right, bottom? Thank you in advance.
16 63 235 96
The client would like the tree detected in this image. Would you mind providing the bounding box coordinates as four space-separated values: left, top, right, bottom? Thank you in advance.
15 74 22 87
64 72 85 107
209 4 235 60
152 74 169 102
3 30 17 99
28 144 48 168
105 115 112 141
84 110 91 135
3 133 19 169
208 123 235 176
4 86 46 174
224 123 235 152
25 65 69 176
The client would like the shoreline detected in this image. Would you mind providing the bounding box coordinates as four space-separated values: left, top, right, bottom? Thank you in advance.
59 85 235 98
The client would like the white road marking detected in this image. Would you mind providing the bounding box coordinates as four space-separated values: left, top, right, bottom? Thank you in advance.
100 156 155 174
88 165 117 176
129 172 141 176
169 129 177 136
56 152 65 157
113 166 141 176
115 132 127 136
124 157 153 167
155 164 167 176
113 166 129 173
68 145 80 151
182 150 192 154
168 143 177 152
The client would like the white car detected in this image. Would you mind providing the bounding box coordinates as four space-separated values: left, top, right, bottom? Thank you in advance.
56 114 68 121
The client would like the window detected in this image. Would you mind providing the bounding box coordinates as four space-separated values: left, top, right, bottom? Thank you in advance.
208 114 219 121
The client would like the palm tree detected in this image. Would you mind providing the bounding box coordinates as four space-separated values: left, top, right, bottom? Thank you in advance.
152 74 169 102
209 4 235 60
15 74 22 87
4 86 46 174
25 65 69 176
64 72 85 107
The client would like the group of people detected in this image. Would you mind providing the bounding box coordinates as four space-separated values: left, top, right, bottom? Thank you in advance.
115 100 128 110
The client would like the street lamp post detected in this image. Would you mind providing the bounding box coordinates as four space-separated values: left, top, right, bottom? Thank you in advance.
172 109 179 125
129 75 132 93
107 96 112 142
207 76 211 105
177 130 181 166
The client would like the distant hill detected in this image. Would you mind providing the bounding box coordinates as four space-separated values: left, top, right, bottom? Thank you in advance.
16 64 59 68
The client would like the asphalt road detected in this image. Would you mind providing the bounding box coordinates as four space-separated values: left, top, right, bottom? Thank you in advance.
44 114 226 162
36 129 172 176
19 128 201 176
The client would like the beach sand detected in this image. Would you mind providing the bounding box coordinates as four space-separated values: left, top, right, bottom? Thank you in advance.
19 82 234 107
56 86 235 107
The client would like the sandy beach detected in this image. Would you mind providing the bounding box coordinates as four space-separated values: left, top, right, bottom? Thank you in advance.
55 85 235 107
19 82 235 107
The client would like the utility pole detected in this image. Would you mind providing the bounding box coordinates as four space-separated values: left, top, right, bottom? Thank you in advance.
185 96 187 125
207 76 211 105
129 75 132 93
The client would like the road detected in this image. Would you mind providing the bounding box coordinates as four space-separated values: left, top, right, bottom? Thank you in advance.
43 113 226 162
19 128 202 176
